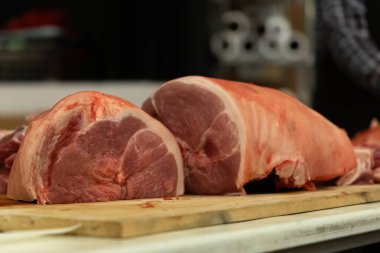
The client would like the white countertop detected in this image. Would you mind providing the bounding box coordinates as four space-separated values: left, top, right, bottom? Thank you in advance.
1 202 380 253
0 81 160 115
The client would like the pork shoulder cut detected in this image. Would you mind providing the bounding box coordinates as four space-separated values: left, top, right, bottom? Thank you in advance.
7 91 184 204
142 76 356 194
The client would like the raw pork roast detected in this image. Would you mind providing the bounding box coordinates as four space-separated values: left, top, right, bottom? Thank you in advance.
143 76 356 194
7 91 184 204
0 127 26 194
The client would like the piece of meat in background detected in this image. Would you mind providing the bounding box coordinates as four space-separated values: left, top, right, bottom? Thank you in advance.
338 119 380 186
0 126 26 194
0 166 10 194
351 119 380 147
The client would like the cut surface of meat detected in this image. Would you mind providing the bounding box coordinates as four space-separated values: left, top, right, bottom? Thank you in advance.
0 126 26 163
0 166 10 194
7 91 184 204
143 76 356 194
0 126 26 194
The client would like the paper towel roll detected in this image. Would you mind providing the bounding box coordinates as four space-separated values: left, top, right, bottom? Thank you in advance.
257 36 283 61
280 31 310 62
263 15 291 43
221 11 251 34
210 31 241 62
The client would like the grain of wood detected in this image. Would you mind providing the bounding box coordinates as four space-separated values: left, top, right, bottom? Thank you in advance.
0 185 379 238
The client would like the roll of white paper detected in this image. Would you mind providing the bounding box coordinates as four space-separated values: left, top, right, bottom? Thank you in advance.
221 11 251 34
280 31 310 62
257 36 283 61
210 31 241 62
263 15 291 43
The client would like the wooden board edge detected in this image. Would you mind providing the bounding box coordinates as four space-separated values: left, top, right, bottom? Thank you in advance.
116 186 380 238
1 185 380 238
0 215 123 238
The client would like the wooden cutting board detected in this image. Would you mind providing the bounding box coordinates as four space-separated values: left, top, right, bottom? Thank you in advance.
1 185 380 238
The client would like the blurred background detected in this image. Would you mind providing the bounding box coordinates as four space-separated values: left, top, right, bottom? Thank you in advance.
0 0 321 129
0 1 313 82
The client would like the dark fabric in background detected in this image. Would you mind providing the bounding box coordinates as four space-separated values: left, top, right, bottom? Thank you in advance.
313 0 380 136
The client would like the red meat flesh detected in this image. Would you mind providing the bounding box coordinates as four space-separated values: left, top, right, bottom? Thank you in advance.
7 91 184 204
143 76 356 194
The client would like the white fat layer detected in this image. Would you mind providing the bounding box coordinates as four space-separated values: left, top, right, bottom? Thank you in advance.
337 159 367 186
151 76 246 189
354 147 374 168
292 162 308 186
275 160 309 187
336 147 374 186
